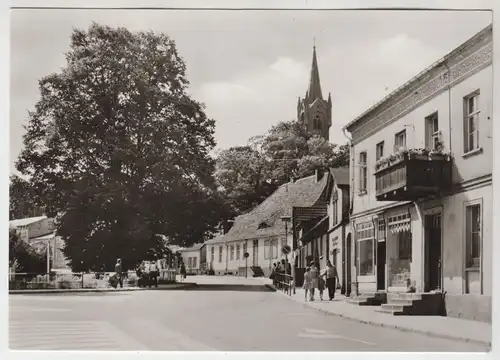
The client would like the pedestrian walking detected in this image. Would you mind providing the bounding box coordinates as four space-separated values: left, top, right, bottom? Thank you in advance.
114 258 123 289
309 261 319 301
323 260 340 300
303 267 312 301
180 262 186 282
318 275 325 301
150 260 159 288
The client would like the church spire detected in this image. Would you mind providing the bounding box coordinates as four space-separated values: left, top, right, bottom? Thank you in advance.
308 44 323 101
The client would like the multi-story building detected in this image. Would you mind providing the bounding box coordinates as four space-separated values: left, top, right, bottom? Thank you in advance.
343 25 492 321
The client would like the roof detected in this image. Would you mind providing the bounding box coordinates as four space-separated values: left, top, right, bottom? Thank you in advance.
178 243 204 252
343 24 492 132
9 216 47 228
30 232 56 241
224 173 330 242
330 167 350 187
204 236 225 245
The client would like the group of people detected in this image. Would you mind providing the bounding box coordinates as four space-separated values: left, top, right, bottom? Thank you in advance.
303 259 340 302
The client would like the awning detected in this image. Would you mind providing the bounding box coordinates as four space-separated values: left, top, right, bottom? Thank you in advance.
297 215 329 246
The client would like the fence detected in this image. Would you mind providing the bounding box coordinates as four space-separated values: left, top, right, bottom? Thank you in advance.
274 272 294 295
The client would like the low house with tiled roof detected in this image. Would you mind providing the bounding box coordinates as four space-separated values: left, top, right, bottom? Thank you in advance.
205 170 332 277
295 167 352 294
9 216 70 271
178 243 205 275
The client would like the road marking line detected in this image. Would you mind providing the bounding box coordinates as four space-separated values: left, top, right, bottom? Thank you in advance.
9 319 148 351
299 328 376 346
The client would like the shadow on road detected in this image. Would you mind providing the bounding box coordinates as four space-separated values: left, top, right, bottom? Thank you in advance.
179 284 274 292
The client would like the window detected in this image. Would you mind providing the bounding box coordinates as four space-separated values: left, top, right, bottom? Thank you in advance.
313 114 321 131
230 245 234 260
464 92 480 153
356 222 375 276
218 246 223 263
466 204 481 268
397 231 412 260
376 141 384 161
394 130 407 152
236 244 240 260
192 257 197 268
358 152 367 193
377 219 386 242
264 239 270 260
187 257 192 268
272 239 279 259
426 113 440 150
332 199 338 225
211 247 215 262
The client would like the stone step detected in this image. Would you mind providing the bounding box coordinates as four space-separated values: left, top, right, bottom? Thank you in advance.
380 304 408 312
375 308 405 316
387 299 416 306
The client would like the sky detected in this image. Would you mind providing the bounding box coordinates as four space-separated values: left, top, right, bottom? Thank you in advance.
9 7 492 175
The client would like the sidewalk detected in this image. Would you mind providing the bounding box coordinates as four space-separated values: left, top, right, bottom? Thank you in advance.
262 279 491 346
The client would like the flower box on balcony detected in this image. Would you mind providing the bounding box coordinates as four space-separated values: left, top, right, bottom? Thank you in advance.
374 149 452 202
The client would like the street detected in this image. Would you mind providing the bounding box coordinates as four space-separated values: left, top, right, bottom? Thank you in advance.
9 277 488 352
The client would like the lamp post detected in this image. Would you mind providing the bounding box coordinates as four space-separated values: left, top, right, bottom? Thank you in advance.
281 215 292 294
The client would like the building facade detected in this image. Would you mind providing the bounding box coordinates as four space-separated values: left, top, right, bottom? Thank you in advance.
344 25 492 321
179 243 205 275
295 168 351 293
297 46 332 141
206 172 330 278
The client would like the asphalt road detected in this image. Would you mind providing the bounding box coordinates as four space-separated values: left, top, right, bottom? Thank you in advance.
9 277 488 352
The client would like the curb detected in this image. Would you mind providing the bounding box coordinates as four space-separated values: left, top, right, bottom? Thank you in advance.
270 285 491 347
9 283 197 294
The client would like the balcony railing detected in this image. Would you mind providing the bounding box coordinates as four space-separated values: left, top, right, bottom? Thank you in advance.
374 150 452 201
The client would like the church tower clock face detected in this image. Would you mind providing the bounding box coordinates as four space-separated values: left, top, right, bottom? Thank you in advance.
296 45 332 141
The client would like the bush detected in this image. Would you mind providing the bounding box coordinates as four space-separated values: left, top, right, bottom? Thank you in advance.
55 274 79 289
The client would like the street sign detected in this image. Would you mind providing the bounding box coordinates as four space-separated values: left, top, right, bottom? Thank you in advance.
282 245 291 255
244 252 249 258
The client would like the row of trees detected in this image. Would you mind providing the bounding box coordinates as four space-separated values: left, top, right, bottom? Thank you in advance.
11 23 348 272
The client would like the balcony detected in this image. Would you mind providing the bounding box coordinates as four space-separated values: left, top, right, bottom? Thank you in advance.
374 149 452 202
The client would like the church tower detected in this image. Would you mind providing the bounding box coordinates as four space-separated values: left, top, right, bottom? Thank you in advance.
297 45 332 141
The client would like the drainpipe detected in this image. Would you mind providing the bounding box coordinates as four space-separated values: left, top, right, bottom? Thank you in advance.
343 127 358 296
443 61 452 155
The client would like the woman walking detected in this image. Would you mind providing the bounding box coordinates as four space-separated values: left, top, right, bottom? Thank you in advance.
309 261 319 301
303 267 312 301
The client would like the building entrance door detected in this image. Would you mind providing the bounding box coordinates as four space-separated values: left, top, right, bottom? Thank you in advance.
252 240 258 266
425 214 442 292
346 233 352 295
377 241 386 291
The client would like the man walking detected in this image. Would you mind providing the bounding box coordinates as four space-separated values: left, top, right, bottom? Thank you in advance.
324 260 339 300
115 258 123 289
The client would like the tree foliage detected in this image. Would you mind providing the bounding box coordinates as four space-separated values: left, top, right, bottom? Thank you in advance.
16 23 225 271
9 175 38 220
215 120 349 215
9 229 47 274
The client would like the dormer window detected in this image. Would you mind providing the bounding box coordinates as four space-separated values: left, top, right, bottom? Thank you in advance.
258 222 270 230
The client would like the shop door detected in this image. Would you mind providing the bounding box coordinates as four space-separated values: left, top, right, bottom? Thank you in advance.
252 240 258 266
377 241 386 291
425 214 442 292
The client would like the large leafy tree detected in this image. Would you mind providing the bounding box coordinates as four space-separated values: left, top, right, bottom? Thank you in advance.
9 175 38 220
216 120 349 215
16 23 224 271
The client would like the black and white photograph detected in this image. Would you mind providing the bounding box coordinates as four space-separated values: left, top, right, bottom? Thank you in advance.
6 0 496 354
